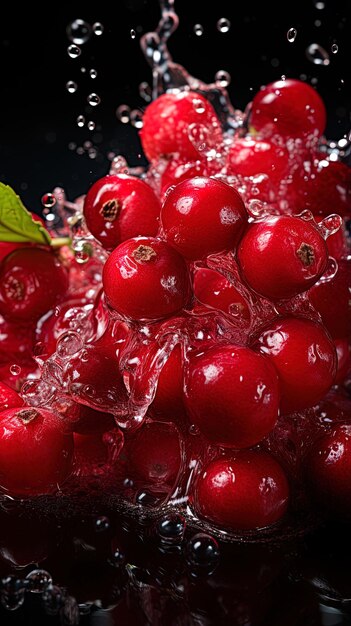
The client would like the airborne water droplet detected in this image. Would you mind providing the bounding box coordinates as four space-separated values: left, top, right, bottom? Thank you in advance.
77 115 85 128
116 104 131 124
80 66 86 73
287 27 297 43
87 93 101 106
66 81 78 94
194 23 204 37
216 17 231 33
130 29 136 39
92 22 104 36
10 364 21 376
139 81 152 102
314 1 325 8
331 43 338 54
215 70 231 87
306 43 330 65
67 44 81 58
130 109 143 129
89 68 97 79
66 19 92 45
87 120 95 130
41 192 56 208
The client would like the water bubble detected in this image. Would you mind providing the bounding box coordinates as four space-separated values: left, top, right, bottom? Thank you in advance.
116 104 131 124
89 68 97 79
76 115 85 128
68 142 77 150
9 364 21 376
67 44 81 59
217 17 231 33
156 514 186 545
331 43 338 54
87 93 101 106
130 109 143 129
215 70 231 88
66 81 78 94
67 19 92 45
80 66 86 73
185 533 220 572
281 74 286 81
194 23 204 37
87 120 95 130
306 43 330 66
73 240 94 263
287 27 297 43
94 515 110 532
92 22 104 36
314 1 325 8
41 192 56 208
139 81 152 102
111 155 129 175
130 29 136 39
56 332 83 358
26 569 53 593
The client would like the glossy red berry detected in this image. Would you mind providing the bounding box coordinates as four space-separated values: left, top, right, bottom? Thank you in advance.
161 177 247 261
160 157 210 200
150 344 186 421
334 338 350 385
250 79 326 140
184 344 280 448
0 382 23 412
194 451 289 531
226 137 288 186
193 267 251 322
83 174 161 250
126 421 181 486
0 248 68 323
305 424 351 516
140 91 223 161
237 215 329 301
255 317 336 414
308 260 350 340
0 407 73 496
103 237 192 321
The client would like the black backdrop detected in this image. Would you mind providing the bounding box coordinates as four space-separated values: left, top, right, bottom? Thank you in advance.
1 0 350 213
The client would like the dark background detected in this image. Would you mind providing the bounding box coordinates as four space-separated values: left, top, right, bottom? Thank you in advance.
0 0 350 213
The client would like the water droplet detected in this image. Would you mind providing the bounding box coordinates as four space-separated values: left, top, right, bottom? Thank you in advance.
185 533 220 572
156 514 186 544
116 104 131 124
194 23 204 37
287 27 297 43
66 19 92 45
215 70 231 88
92 22 104 36
76 115 85 128
130 29 136 39
139 81 152 102
73 240 94 263
56 332 83 357
94 515 110 532
87 120 95 131
108 545 126 568
217 17 231 33
67 44 81 59
130 109 143 129
10 364 21 376
88 147 97 159
43 585 65 616
314 1 325 8
26 569 53 593
193 98 206 114
306 43 330 66
41 192 56 208
80 66 86 73
331 43 338 54
281 74 286 81
89 68 97 79
87 93 100 106
68 142 77 150
111 155 129 175
66 81 78 94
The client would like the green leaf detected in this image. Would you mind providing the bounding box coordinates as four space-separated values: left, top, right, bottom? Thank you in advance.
0 183 52 245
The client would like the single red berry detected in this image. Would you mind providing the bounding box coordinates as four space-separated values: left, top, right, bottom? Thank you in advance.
160 157 211 200
161 177 247 261
140 91 223 161
184 344 280 448
193 267 251 322
226 137 289 186
150 344 186 421
255 317 336 414
0 382 23 412
334 338 350 385
83 174 161 250
0 407 74 496
308 260 350 340
103 237 192 321
0 248 68 323
305 424 351 516
237 215 329 300
250 79 326 140
126 421 181 486
194 451 289 531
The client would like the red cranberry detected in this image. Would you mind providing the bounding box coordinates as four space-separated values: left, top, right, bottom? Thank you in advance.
161 177 247 261
0 248 68 323
305 424 351 516
308 260 350 339
237 215 328 300
250 79 326 140
193 267 251 321
194 451 289 530
184 344 280 448
255 317 336 414
334 338 350 385
226 137 289 186
160 157 211 199
103 237 192 321
83 174 161 250
150 344 186 421
126 421 181 486
0 382 23 412
0 407 73 496
140 91 223 161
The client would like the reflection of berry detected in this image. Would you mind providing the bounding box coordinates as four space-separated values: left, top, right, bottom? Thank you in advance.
195 451 289 530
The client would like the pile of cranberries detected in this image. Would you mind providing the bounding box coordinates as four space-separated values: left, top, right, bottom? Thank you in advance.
0 79 350 539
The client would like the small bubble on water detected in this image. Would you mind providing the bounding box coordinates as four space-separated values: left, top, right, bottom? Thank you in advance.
89 68 97 79
215 70 231 87
41 192 56 208
331 43 338 54
306 43 330 65
67 19 92 45
87 92 100 106
130 109 143 129
94 515 110 532
139 81 152 102
287 27 297 43
130 29 136 39
10 364 21 376
156 514 186 544
26 569 53 593
92 22 104 36
185 533 220 571
194 23 204 36
66 80 78 94
87 120 95 130
116 104 131 124
73 240 94 263
76 115 85 128
67 44 81 59
217 17 231 33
